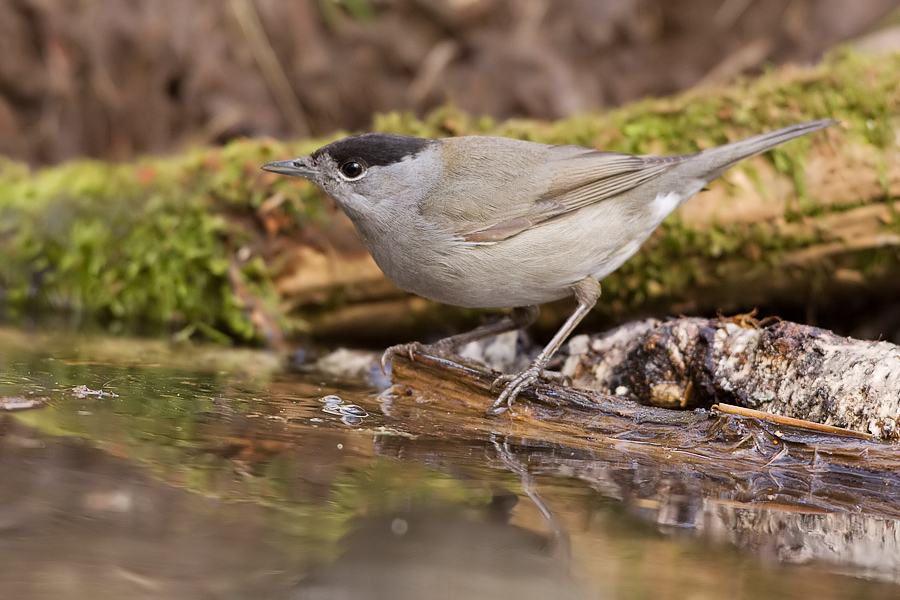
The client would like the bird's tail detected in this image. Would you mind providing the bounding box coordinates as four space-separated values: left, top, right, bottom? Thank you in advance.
685 118 838 182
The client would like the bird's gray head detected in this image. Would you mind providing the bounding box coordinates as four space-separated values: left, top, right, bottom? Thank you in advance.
262 133 435 219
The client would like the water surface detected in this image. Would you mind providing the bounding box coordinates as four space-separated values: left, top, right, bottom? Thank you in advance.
0 326 897 599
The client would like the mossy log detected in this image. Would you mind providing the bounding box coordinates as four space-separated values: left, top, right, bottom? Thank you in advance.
288 132 900 343
0 49 898 342
272 51 900 344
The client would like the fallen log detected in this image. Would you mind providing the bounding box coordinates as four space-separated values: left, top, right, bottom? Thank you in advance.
377 320 900 574
383 345 900 518
383 316 900 441
2 50 899 343
565 316 900 440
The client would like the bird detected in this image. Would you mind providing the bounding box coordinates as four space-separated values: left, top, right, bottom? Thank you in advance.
262 118 837 414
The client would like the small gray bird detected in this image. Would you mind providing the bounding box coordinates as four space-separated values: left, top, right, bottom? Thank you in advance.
263 118 836 414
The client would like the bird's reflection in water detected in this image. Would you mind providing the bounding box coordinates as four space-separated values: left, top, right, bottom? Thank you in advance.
292 502 586 600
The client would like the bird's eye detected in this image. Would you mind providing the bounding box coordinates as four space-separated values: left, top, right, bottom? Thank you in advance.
339 161 366 180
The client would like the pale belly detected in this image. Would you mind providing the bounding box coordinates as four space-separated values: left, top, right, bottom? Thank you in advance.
377 199 663 309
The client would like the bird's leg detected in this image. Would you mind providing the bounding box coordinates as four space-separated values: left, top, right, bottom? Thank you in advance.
381 306 539 373
487 277 601 415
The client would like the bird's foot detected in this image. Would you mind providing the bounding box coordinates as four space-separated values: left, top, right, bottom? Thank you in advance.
487 364 571 415
380 339 455 374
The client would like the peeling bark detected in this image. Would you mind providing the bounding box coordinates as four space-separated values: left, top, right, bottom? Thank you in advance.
366 314 900 441
564 317 900 440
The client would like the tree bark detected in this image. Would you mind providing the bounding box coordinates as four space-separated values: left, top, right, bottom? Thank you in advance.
564 316 900 441
383 315 900 441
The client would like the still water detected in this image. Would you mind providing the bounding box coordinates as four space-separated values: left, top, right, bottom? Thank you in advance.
0 326 897 599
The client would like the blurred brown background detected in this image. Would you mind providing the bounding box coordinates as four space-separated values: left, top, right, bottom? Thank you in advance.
1 0 899 166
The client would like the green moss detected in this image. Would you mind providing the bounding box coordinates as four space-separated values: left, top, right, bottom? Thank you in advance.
1 47 898 341
0 139 320 342
372 48 898 172
592 216 826 317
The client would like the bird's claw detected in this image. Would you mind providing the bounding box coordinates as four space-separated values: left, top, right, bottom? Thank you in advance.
488 367 540 414
539 370 572 386
380 342 428 374
381 340 457 375
488 366 571 414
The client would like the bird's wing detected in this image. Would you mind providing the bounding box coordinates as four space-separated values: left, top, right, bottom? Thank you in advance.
461 146 694 243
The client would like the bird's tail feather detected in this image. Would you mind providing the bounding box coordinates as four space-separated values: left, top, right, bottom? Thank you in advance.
688 118 838 181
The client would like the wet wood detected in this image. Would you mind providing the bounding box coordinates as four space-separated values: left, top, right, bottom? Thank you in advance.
385 349 900 519
384 315 900 441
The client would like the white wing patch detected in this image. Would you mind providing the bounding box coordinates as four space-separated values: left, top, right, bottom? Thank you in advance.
650 191 682 222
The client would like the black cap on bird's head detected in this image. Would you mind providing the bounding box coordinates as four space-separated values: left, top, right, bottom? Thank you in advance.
312 133 431 168
262 133 432 182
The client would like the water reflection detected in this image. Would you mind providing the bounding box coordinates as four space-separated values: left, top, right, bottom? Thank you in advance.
294 507 585 600
0 417 302 598
0 328 898 599
702 505 900 582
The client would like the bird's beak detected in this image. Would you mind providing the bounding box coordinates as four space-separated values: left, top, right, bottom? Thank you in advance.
261 158 317 179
